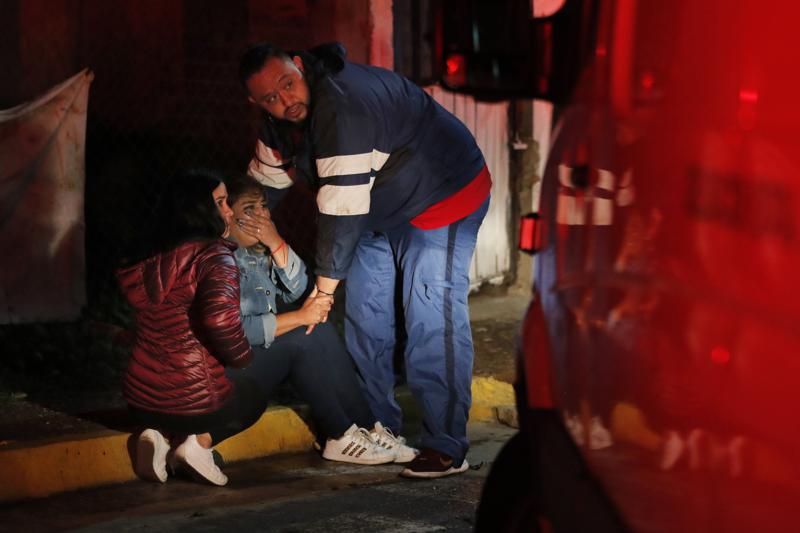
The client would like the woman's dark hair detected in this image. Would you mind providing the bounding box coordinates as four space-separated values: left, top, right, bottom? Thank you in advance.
225 173 269 207
158 168 227 251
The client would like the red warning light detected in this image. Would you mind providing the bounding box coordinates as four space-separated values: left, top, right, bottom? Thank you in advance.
444 53 467 88
446 55 463 76
710 346 731 365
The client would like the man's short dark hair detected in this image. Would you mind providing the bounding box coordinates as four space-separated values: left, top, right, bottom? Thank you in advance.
225 173 269 207
238 42 291 89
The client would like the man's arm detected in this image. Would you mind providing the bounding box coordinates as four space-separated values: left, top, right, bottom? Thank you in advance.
247 121 295 208
315 275 339 296
310 93 388 279
248 138 294 189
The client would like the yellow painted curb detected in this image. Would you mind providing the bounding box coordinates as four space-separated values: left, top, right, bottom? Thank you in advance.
0 406 314 502
215 406 315 461
0 432 133 501
470 376 515 422
0 379 513 502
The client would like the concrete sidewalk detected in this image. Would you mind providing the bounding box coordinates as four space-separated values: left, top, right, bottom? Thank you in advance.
0 377 515 502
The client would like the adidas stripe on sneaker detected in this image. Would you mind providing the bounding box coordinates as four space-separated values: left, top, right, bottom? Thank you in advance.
322 424 395 465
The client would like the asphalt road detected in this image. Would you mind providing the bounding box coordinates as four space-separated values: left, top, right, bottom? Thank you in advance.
1 422 516 533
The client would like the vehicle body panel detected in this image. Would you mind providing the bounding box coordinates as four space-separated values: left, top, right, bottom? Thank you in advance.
520 0 800 530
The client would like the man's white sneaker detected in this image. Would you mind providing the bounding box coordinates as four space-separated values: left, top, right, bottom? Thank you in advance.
322 424 395 465
371 422 419 463
135 428 170 483
172 434 228 486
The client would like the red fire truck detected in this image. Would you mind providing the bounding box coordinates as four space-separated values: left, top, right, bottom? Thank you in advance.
437 0 800 530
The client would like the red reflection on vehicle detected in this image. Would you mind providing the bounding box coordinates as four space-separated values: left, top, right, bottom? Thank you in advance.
710 346 731 365
739 88 758 103
738 88 759 130
640 71 655 91
444 53 467 88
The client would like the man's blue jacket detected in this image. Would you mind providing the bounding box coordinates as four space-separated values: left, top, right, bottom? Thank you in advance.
247 43 485 280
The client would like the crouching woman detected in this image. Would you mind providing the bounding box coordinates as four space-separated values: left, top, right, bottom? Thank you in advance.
117 169 264 486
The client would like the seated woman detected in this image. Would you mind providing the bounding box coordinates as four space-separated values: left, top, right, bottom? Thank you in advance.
223 173 417 464
118 169 264 486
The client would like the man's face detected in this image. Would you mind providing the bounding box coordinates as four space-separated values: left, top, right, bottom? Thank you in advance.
246 56 310 123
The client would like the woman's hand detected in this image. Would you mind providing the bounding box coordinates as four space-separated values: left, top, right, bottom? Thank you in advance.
298 293 333 327
275 292 334 337
236 211 282 250
304 279 338 335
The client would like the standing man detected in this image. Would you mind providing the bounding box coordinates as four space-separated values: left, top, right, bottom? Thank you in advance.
239 42 491 478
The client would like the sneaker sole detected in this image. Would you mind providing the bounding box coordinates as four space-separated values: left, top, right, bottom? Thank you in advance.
173 448 229 486
373 442 418 463
135 431 168 483
393 449 419 463
322 452 395 465
400 460 470 479
177 457 229 486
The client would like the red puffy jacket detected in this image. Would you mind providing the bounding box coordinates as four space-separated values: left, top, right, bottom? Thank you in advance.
117 239 253 415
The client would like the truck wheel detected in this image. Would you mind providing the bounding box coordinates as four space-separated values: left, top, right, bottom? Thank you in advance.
475 431 542 532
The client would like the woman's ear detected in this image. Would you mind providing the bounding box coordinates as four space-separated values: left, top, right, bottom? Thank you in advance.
292 55 304 73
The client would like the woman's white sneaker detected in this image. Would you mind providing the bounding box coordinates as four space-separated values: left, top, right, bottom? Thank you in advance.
135 428 170 483
322 424 395 465
172 434 228 486
371 422 419 463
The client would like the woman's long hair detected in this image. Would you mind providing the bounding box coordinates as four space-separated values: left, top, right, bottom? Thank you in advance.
158 168 227 251
120 168 226 266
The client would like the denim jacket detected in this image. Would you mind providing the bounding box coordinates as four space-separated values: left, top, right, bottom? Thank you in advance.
234 245 308 348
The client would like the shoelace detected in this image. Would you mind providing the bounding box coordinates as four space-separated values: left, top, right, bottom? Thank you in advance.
373 426 406 449
354 427 378 449
383 427 402 446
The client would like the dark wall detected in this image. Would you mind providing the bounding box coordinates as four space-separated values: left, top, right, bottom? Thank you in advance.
1 0 372 294
0 0 22 107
